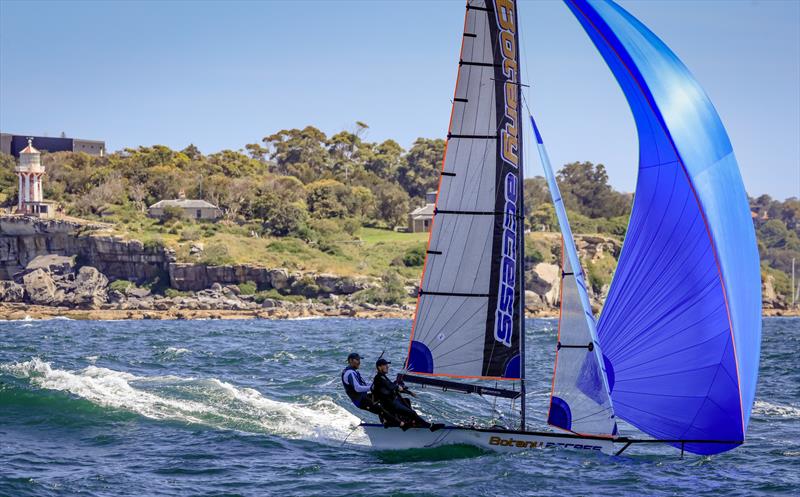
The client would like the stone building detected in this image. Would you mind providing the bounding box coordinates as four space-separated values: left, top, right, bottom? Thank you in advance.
148 191 222 220
408 191 437 233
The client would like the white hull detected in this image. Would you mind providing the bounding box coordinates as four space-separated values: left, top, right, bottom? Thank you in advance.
361 424 616 455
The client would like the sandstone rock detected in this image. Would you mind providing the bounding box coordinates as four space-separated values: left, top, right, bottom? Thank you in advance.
261 298 280 308
69 266 109 308
211 282 223 292
127 286 151 298
524 290 543 308
25 254 76 275
269 269 290 291
23 268 58 305
0 280 24 302
528 263 560 306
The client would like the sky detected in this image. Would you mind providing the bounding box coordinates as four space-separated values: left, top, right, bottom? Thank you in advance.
1 0 798 199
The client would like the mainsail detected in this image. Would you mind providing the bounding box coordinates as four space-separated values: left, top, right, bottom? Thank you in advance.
530 116 616 437
405 0 525 381
565 0 762 454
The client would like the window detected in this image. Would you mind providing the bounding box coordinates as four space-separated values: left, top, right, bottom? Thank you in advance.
196 209 202 219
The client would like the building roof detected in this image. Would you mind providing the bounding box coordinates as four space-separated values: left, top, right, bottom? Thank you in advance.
149 198 219 209
410 203 435 218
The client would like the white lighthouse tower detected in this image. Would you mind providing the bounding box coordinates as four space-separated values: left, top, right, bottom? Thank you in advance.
15 138 50 217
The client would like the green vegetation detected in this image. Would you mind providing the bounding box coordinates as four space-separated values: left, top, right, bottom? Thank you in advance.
238 281 257 295
0 123 796 304
109 279 134 292
253 289 305 303
352 271 408 305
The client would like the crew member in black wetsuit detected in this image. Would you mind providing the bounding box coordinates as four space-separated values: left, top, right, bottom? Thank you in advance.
372 358 438 430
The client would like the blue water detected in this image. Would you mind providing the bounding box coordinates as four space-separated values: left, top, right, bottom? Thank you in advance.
0 317 797 497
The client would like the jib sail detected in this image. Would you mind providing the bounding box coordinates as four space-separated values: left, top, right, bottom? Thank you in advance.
530 116 616 437
405 0 525 381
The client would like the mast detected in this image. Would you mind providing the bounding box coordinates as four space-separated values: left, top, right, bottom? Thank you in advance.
518 135 526 430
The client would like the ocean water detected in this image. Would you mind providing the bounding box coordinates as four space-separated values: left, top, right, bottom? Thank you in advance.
0 317 797 497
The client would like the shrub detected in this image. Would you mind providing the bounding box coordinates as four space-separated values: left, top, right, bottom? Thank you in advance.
316 237 342 256
402 245 426 267
291 275 321 298
253 289 305 303
180 227 201 241
144 239 166 252
238 280 257 295
160 205 184 224
353 271 407 305
165 288 191 298
109 279 134 292
201 242 234 266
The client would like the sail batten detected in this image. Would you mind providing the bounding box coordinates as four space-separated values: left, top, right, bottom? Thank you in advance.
405 0 525 382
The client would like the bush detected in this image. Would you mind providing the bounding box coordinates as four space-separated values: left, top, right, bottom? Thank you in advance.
341 217 361 236
109 279 134 292
353 271 407 305
180 227 201 241
316 237 342 256
253 289 305 303
238 280 257 295
144 239 166 252
402 245 426 267
525 248 544 265
291 275 321 298
160 205 184 224
201 242 235 266
165 288 191 298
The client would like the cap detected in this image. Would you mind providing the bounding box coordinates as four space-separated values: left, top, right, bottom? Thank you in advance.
347 353 361 362
376 358 391 368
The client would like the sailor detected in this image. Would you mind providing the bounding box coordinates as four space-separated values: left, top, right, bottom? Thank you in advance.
341 353 373 408
372 358 433 430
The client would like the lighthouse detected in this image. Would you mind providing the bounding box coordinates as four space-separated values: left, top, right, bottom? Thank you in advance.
14 138 51 217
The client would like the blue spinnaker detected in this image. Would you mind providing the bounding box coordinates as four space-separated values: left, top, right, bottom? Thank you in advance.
564 0 761 454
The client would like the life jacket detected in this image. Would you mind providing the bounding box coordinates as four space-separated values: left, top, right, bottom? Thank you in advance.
341 366 369 406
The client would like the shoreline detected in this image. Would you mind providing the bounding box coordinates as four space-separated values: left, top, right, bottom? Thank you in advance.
0 303 795 321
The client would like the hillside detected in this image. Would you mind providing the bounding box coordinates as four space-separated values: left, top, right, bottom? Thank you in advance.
0 124 797 309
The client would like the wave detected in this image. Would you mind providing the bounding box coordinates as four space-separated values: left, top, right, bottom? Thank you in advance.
753 400 800 419
1 358 365 445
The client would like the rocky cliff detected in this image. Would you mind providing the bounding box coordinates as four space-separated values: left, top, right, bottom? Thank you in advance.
0 216 171 282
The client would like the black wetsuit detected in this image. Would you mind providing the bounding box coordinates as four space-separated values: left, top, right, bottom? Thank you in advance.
372 371 430 428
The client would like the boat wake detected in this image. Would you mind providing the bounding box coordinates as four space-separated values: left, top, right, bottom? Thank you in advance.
1 358 365 445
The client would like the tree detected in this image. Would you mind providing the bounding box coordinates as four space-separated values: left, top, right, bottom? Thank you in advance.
305 179 352 218
263 126 329 183
396 138 444 199
374 183 410 229
557 161 630 218
0 153 17 206
251 192 308 237
363 139 405 180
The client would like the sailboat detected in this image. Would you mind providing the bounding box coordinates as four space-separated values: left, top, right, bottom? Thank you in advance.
362 0 761 456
